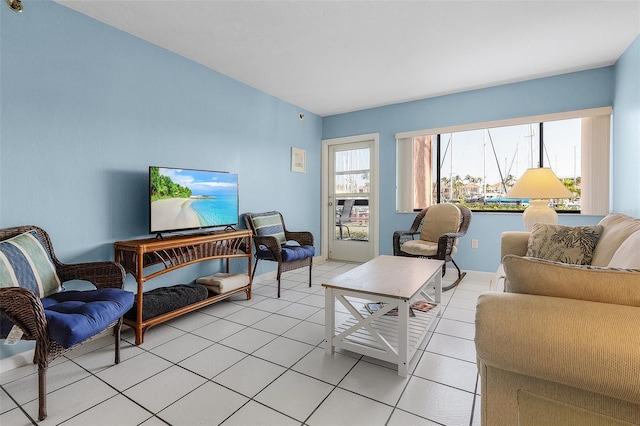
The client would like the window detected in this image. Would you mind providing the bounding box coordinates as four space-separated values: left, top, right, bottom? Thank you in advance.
396 108 611 215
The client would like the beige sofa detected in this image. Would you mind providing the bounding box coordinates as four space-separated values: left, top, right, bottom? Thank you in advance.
493 213 640 291
475 213 640 425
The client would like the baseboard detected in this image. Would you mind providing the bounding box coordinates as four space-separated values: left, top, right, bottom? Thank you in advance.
251 270 277 283
459 269 494 283
0 348 34 372
252 261 493 285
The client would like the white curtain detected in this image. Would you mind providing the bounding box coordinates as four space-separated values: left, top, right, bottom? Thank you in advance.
581 115 611 215
396 137 414 212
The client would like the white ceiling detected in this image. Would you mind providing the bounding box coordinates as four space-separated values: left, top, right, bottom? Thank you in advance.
54 1 640 117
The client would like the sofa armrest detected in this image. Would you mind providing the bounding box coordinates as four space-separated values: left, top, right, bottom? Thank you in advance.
500 231 530 260
475 292 640 405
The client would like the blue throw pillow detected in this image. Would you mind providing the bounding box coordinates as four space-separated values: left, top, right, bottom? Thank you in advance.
250 212 286 243
0 230 61 298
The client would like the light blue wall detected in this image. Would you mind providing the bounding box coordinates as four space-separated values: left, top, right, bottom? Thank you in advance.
1 1 322 269
613 35 640 217
1 1 323 359
323 69 617 273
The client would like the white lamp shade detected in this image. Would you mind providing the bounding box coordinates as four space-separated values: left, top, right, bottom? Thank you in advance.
506 168 573 231
505 168 573 200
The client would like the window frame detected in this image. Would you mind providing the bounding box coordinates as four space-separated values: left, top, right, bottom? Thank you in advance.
396 107 611 214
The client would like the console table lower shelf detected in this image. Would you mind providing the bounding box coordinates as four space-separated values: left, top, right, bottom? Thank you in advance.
122 284 250 343
114 230 252 345
323 256 443 377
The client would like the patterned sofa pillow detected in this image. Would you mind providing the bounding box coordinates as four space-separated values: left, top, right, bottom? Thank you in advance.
526 223 602 265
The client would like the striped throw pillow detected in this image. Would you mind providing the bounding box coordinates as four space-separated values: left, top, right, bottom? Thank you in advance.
250 212 286 243
0 230 61 298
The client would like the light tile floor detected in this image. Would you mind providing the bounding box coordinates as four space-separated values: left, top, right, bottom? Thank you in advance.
0 261 491 426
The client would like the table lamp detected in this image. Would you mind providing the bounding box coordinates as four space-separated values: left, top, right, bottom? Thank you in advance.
505 167 573 231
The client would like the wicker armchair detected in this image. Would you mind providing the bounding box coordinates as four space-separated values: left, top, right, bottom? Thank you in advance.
0 225 133 421
393 204 472 291
244 212 315 297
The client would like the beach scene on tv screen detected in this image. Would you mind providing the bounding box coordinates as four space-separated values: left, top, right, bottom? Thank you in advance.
150 167 238 232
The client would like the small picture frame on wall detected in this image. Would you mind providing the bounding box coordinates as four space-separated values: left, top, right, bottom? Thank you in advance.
291 147 306 173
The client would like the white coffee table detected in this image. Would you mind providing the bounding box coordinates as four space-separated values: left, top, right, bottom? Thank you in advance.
323 255 443 377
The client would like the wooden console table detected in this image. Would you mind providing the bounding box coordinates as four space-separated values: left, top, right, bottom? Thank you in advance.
114 230 252 344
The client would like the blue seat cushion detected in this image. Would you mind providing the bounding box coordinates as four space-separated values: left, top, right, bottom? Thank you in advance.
257 244 315 262
41 288 134 348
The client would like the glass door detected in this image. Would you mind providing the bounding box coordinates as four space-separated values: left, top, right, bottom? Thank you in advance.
328 141 374 262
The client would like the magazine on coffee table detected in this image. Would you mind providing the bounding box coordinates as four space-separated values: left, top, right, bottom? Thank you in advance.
365 302 384 314
365 302 415 317
410 300 437 312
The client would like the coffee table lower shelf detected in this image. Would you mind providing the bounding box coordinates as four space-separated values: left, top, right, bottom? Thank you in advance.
323 256 444 377
333 300 440 369
325 291 441 377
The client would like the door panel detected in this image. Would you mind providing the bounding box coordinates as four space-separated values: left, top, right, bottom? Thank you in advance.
328 141 374 262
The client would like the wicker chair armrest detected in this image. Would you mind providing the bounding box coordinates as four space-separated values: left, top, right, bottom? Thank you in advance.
284 231 314 246
393 230 420 256
253 235 283 261
57 261 126 290
408 210 427 232
0 287 48 342
436 232 465 258
441 231 466 240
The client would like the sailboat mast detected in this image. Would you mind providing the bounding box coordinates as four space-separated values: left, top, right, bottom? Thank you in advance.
450 134 453 200
530 124 534 168
487 130 507 193
483 130 487 199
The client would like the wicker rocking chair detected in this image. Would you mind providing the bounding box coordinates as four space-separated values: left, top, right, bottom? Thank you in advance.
393 204 472 291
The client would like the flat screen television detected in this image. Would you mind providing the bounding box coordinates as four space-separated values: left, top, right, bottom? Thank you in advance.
149 166 239 235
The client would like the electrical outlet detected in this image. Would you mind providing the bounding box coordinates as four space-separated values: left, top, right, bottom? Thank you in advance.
471 239 479 249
